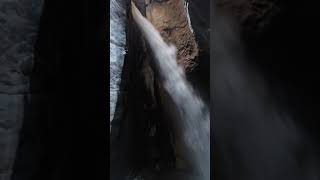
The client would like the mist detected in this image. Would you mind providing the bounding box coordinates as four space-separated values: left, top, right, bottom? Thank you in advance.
212 7 320 180
132 3 210 179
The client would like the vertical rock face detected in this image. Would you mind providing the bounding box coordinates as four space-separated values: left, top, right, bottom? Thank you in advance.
146 0 199 72
0 0 44 179
110 0 127 127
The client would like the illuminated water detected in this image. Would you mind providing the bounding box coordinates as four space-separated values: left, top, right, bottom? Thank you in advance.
131 3 210 179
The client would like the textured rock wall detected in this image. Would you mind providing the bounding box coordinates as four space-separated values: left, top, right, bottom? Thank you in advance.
146 0 199 72
110 0 127 126
111 1 156 179
0 1 44 179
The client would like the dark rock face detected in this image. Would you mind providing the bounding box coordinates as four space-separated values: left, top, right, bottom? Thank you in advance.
1 1 108 179
213 1 320 180
216 0 280 36
0 0 44 179
185 0 210 101
110 2 172 178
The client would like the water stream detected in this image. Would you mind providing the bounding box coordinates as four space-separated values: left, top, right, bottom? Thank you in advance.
131 3 210 179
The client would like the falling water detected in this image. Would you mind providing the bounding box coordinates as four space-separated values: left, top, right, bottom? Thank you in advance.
213 10 320 180
131 2 210 179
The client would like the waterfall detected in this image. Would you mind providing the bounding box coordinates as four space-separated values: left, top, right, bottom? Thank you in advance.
131 2 210 179
110 0 127 131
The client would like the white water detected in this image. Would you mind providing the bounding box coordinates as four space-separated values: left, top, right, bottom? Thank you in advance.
131 2 210 179
110 0 127 130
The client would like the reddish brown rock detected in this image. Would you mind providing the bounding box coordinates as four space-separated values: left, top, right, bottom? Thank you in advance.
146 0 199 72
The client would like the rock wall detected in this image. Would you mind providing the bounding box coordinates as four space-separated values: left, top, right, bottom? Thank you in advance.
0 1 44 179
146 0 199 72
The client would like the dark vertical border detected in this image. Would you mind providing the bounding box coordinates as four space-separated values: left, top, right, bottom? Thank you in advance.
82 0 109 179
210 0 214 179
